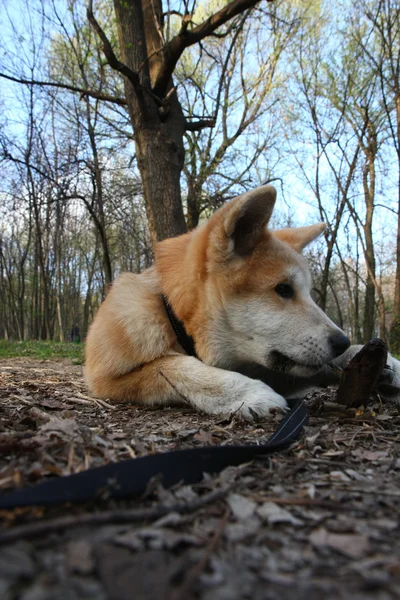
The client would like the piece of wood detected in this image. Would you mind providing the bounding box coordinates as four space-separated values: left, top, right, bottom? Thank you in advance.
0 487 231 545
335 338 388 408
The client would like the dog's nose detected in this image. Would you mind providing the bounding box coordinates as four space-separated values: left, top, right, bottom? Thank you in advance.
329 332 350 357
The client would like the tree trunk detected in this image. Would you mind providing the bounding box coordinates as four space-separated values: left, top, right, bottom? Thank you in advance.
394 166 400 319
378 274 387 345
186 180 202 230
135 120 188 245
113 0 187 245
362 158 376 343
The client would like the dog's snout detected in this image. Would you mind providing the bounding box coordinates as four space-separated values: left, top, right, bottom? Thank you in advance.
329 332 351 358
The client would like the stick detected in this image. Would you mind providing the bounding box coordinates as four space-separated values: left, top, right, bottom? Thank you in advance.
246 495 352 510
0 487 231 545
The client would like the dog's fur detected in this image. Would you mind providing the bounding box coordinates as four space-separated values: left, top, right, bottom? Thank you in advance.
85 186 400 419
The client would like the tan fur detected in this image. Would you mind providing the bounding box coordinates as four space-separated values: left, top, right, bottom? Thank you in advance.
85 185 349 419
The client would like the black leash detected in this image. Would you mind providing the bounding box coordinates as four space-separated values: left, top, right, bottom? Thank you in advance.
0 298 308 509
0 398 307 509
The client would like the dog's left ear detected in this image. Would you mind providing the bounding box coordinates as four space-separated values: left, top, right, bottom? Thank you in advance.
223 185 277 255
274 223 326 252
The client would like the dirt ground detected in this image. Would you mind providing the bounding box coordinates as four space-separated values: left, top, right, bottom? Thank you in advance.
1 357 400 600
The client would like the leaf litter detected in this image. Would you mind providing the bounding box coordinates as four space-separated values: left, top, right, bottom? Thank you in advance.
0 357 400 599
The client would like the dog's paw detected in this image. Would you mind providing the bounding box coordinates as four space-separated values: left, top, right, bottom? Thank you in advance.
231 380 288 420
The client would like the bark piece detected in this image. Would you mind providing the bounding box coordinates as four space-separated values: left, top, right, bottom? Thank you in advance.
335 338 388 408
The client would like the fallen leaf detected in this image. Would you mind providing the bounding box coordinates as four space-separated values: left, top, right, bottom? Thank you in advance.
153 512 183 528
322 450 344 457
194 429 215 444
329 471 352 482
256 502 303 526
227 493 257 520
29 406 52 422
66 539 94 575
38 398 68 410
310 527 370 559
176 429 198 439
344 469 366 481
224 517 260 542
95 546 183 600
39 417 78 437
173 485 198 503
114 527 202 551
305 432 320 446
375 414 393 421
351 449 389 461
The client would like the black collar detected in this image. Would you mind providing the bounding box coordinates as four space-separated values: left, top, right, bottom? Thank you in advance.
162 295 198 358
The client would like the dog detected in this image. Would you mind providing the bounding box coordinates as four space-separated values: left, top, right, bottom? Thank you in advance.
85 185 400 419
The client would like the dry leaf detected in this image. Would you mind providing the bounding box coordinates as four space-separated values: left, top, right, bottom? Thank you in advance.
310 527 370 559
351 449 389 461
224 517 260 542
114 527 202 551
256 502 303 526
66 540 94 575
329 471 351 482
39 416 78 437
193 429 215 444
227 493 257 520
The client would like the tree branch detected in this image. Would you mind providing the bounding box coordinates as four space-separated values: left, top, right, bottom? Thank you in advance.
86 0 144 103
0 72 127 106
185 118 216 131
154 0 271 96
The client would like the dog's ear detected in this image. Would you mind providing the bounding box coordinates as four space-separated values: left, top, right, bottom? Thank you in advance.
222 185 277 256
274 223 326 252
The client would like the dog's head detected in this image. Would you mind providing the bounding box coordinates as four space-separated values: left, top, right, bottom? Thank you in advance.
157 185 350 376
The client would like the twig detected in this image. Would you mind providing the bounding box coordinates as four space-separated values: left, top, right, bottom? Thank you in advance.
8 395 33 406
66 393 116 410
247 495 352 510
168 507 229 600
0 71 127 106
91 397 116 410
65 396 95 406
329 486 400 498
0 487 231 545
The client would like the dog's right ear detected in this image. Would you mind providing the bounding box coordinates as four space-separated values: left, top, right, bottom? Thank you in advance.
214 185 276 257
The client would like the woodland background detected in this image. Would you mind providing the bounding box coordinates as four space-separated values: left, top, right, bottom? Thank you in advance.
0 0 399 351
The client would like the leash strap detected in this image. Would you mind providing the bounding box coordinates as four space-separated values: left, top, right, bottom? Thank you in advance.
0 399 307 509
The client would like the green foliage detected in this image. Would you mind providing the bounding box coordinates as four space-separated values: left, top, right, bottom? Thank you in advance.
0 341 84 364
389 317 400 356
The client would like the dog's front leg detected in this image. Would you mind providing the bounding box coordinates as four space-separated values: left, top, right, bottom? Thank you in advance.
94 355 287 419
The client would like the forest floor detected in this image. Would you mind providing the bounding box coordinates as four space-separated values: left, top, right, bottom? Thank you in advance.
1 355 400 600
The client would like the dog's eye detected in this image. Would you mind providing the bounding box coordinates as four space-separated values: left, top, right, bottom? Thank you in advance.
275 283 294 299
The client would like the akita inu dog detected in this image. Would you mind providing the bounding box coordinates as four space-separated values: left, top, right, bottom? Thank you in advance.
85 185 400 419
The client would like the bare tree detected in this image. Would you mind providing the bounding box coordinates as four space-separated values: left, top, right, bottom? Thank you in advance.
350 0 400 342
180 3 301 228
1 0 287 246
